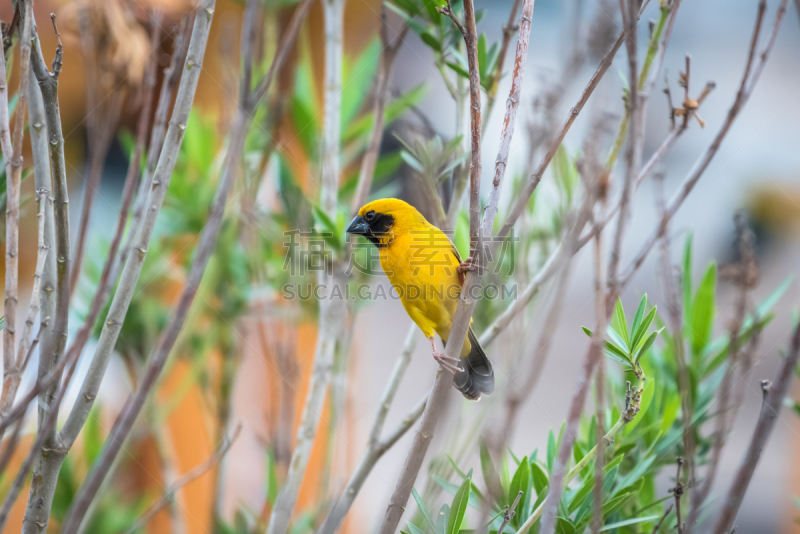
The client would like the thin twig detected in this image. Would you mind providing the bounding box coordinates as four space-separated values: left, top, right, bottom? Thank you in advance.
710 341 799 534
377 0 487 531
591 192 608 534
265 1 345 532
669 457 685 534
20 4 218 531
482 0 524 134
652 504 674 533
689 214 756 525
605 0 640 307
0 0 33 435
319 327 424 533
351 1 410 214
498 491 524 534
120 16 192 274
653 171 696 498
125 424 243 534
0 190 49 432
494 15 639 244
617 0 784 288
69 7 125 296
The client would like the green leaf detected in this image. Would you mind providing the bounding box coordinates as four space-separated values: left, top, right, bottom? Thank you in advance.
445 61 470 80
604 340 632 366
390 0 422 15
599 515 661 531
683 232 693 325
266 450 279 506
420 30 442 52
509 456 530 518
0 316 4 331
448 476 471 534
413 488 437 532
607 325 629 355
83 404 104 466
437 504 450 534
530 460 549 495
630 295 648 344
613 298 630 346
344 84 427 142
635 329 661 364
632 306 657 353
480 440 504 507
582 326 593 337
447 455 467 479
660 395 680 434
407 522 427 534
422 0 442 24
691 262 717 355
556 517 575 534
547 431 556 472
753 275 793 323
477 34 488 77
341 39 381 131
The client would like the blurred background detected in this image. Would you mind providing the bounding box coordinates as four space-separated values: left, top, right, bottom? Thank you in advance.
0 0 798 532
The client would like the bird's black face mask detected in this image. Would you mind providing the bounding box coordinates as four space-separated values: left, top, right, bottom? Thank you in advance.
346 210 394 248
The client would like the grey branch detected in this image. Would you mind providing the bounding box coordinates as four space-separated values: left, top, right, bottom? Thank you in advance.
377 0 492 532
711 322 800 534
126 424 243 534
319 326 425 534
616 0 785 288
20 3 218 531
0 0 34 430
266 1 346 532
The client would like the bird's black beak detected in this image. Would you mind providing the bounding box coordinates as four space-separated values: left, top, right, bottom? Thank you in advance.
346 215 370 235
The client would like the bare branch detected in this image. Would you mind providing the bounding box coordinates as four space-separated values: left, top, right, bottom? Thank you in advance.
605 0 641 304
482 0 524 134
0 0 33 437
125 424 243 534
494 20 631 243
121 16 192 273
498 491 524 534
319 327 424 534
20 3 218 530
30 23 71 446
711 322 800 534
351 1 410 214
617 0 784 288
377 0 489 530
0 190 49 426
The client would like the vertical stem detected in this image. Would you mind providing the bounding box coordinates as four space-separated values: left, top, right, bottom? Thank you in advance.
376 0 491 530
265 2 345 534
1 0 33 431
21 4 216 530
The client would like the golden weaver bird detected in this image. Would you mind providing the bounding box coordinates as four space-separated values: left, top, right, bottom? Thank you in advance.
347 198 494 400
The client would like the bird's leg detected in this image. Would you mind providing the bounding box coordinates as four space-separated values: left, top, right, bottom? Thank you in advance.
457 256 478 275
430 337 460 374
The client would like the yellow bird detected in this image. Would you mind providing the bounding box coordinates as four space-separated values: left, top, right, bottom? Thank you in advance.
347 198 494 400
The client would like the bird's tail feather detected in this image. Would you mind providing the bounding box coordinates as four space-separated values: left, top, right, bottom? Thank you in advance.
453 328 494 401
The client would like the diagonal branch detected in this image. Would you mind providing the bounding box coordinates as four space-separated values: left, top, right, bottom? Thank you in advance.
711 323 800 534
350 1 410 215
125 424 243 534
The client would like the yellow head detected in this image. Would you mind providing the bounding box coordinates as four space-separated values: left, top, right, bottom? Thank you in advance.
347 198 430 248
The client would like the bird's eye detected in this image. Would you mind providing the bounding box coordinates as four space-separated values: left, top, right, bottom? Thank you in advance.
365 210 376 222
